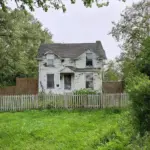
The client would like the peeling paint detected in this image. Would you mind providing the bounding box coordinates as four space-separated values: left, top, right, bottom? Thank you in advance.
38 51 103 94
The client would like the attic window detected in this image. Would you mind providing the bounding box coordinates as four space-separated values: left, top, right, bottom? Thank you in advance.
47 59 54 66
86 53 93 66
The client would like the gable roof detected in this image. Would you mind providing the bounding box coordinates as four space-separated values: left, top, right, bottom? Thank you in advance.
38 41 107 59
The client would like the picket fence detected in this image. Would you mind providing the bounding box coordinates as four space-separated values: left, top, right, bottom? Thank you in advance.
0 93 129 112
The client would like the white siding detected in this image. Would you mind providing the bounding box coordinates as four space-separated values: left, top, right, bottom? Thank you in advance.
74 72 102 92
75 50 102 68
38 51 103 94
74 73 85 90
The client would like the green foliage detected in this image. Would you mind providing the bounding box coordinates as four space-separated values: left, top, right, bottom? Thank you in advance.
0 0 125 13
73 88 98 94
0 109 124 150
0 9 52 86
104 60 123 81
127 75 150 136
110 0 150 81
136 37 150 77
1 109 150 149
127 133 150 150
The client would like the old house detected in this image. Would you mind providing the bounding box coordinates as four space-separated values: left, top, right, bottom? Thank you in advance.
37 41 106 94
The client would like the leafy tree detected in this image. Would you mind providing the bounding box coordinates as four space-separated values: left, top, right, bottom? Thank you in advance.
127 75 150 136
136 37 150 78
0 9 52 86
103 60 123 81
110 0 150 80
111 0 150 136
0 0 125 12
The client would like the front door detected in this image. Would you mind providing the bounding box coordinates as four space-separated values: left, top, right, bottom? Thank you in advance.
64 74 71 90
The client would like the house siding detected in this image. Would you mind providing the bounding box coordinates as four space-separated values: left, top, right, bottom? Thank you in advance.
75 50 102 68
38 51 103 94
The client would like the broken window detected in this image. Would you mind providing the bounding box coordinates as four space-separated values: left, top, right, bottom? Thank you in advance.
86 73 93 89
47 74 54 89
64 74 71 90
47 59 54 66
86 53 93 66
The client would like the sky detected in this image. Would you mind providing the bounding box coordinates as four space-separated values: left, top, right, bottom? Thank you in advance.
10 0 139 59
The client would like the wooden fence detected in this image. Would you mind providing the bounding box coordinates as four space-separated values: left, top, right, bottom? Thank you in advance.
102 81 124 93
0 78 38 95
0 93 129 112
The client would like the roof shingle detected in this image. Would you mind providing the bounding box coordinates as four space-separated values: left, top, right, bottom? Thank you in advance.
38 41 106 59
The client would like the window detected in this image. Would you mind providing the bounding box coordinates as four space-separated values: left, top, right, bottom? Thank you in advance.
47 59 54 66
86 73 93 89
86 53 93 66
47 74 54 89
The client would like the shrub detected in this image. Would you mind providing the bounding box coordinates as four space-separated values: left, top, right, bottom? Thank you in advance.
127 75 150 136
73 88 98 95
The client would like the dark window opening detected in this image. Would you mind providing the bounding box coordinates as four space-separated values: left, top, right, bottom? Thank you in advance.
86 53 93 66
60 75 63 80
61 59 64 63
47 74 54 89
64 74 71 90
86 73 93 89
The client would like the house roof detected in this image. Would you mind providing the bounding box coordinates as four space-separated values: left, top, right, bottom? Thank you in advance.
38 41 106 59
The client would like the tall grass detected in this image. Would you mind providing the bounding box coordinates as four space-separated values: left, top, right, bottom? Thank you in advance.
0 109 150 150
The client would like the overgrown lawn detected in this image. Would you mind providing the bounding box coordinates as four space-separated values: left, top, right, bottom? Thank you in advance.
0 109 132 150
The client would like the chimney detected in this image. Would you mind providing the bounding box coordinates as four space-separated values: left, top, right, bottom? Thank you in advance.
95 40 107 59
96 41 101 50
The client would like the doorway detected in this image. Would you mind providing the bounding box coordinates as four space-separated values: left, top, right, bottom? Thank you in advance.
64 74 71 90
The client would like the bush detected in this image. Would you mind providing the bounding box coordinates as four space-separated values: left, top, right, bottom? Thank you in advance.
127 75 150 136
73 88 98 95
127 132 150 150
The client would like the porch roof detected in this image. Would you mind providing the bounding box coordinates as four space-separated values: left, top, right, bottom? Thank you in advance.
61 66 100 73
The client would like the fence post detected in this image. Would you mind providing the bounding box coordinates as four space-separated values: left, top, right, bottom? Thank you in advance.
119 93 122 108
36 94 38 109
21 95 23 111
64 94 68 109
83 95 87 108
101 93 103 108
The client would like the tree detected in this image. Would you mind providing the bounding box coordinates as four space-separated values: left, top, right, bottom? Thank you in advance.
110 0 150 137
110 0 150 80
103 60 122 81
136 37 150 78
0 0 125 12
0 9 52 86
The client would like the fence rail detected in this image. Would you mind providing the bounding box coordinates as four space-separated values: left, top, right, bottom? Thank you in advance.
0 93 129 112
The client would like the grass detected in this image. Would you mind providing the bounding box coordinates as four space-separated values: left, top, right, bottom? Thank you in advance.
0 109 137 150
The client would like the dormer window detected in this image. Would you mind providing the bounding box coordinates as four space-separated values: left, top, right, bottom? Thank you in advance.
86 53 93 67
47 59 54 66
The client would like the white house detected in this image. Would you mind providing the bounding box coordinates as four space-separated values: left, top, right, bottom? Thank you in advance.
37 41 106 94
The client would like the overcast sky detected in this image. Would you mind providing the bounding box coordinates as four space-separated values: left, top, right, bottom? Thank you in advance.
10 0 139 59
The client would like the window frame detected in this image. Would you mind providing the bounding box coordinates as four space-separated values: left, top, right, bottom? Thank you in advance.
86 53 93 67
85 73 93 89
47 74 54 89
